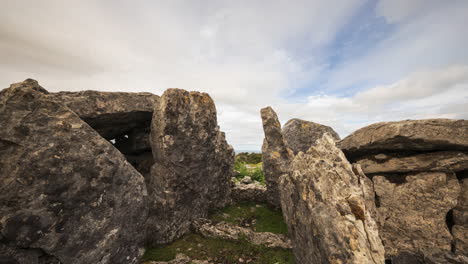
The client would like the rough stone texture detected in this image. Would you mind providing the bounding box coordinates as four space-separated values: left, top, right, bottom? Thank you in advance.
193 219 292 249
260 107 294 208
231 182 267 204
453 173 468 256
146 88 234 245
357 151 468 174
147 253 191 264
0 80 148 264
373 172 460 258
338 119 468 160
282 118 340 155
50 90 159 140
279 134 385 264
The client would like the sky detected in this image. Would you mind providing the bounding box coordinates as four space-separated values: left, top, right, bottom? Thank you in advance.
1 0 467 151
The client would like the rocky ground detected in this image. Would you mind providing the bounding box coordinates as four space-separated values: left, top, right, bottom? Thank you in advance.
142 203 294 264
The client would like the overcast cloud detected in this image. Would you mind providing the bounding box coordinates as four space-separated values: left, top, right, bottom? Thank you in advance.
1 0 467 151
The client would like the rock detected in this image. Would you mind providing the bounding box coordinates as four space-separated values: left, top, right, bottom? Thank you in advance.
279 134 385 264
231 182 267 204
50 90 159 140
356 151 468 174
373 172 460 258
282 118 340 155
0 79 148 264
260 107 294 208
148 253 192 264
338 119 468 160
453 173 468 255
146 88 234 245
240 176 253 184
192 219 292 249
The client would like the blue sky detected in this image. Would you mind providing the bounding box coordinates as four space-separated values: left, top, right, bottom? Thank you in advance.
1 0 467 151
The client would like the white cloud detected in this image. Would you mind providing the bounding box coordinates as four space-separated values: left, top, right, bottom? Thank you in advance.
1 0 467 151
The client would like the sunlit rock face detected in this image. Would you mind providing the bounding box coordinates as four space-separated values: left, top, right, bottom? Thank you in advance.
0 79 148 264
146 88 234 245
279 134 385 264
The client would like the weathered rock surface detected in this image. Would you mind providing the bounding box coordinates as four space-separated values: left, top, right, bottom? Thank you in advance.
453 173 468 256
373 172 460 258
146 88 234 245
260 107 294 208
282 118 340 155
0 80 148 264
50 90 159 140
339 119 468 160
231 181 267 204
279 134 385 264
193 219 292 249
357 151 468 174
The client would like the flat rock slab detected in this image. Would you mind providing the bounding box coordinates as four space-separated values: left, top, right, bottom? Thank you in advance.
279 134 384 264
231 182 267 204
50 90 159 139
0 80 148 264
373 172 460 258
192 219 292 249
357 151 468 174
282 118 340 155
339 119 468 160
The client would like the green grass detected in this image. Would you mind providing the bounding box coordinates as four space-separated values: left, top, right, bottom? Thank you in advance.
142 233 294 264
234 161 265 184
209 202 289 235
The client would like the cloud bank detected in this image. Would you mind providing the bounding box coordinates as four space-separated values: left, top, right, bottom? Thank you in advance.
1 0 467 151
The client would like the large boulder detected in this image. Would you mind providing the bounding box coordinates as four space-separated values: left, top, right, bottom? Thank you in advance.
282 118 340 155
373 172 460 259
356 151 468 175
50 90 159 140
260 107 294 208
453 172 468 255
279 134 385 264
146 88 234 245
339 119 468 160
0 80 148 264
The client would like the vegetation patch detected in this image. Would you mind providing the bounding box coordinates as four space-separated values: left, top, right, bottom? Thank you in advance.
210 202 289 235
142 233 294 264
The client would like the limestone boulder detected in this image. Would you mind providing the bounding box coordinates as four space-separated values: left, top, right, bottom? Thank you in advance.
453 173 468 255
357 151 468 175
260 107 294 208
50 90 159 140
282 118 340 155
373 172 460 259
339 119 468 160
279 134 385 264
146 88 234 245
0 80 148 264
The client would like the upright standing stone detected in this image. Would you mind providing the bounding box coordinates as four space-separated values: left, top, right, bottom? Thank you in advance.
279 134 385 264
260 107 294 208
146 89 234 245
453 172 468 255
0 80 148 264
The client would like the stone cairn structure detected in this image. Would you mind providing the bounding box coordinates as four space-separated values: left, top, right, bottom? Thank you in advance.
0 80 233 263
261 107 468 264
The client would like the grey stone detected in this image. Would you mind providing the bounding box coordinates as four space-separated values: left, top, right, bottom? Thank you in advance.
260 107 294 208
279 134 385 264
373 172 460 258
282 118 340 155
339 119 468 160
0 79 148 264
146 88 234 245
